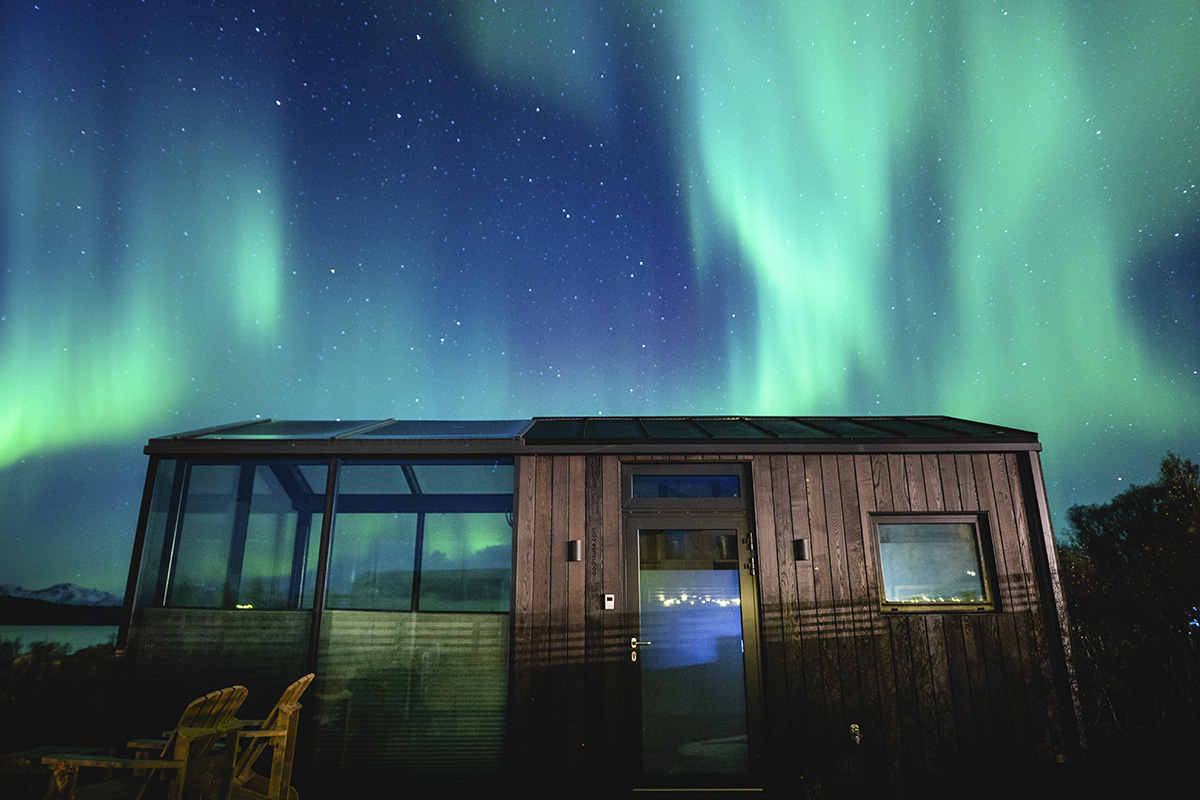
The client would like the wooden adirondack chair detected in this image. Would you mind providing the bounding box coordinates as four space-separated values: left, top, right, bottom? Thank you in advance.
186 674 314 800
37 684 248 800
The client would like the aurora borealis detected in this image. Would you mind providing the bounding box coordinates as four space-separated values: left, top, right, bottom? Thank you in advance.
1 1 1197 594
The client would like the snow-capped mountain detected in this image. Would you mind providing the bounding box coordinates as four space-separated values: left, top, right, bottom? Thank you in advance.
0 583 122 607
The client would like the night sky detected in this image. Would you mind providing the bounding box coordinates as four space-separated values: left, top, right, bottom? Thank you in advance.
1 1 1197 595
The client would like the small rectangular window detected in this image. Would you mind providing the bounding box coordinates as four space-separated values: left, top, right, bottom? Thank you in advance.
631 474 741 499
872 514 995 612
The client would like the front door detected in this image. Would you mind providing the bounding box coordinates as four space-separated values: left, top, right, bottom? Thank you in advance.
625 510 764 790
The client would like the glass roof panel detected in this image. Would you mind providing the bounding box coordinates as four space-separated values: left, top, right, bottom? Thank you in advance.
157 415 1035 447
198 420 377 439
410 462 515 494
352 420 527 439
853 418 955 438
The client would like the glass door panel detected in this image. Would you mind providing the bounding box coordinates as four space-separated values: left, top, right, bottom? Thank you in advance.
638 527 749 775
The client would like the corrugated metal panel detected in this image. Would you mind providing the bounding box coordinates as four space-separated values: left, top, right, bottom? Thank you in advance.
639 418 713 439
750 418 841 438
690 419 778 439
518 416 1037 444
582 418 647 439
312 610 509 781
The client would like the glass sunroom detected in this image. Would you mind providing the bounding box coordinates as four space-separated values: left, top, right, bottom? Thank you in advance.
123 419 526 786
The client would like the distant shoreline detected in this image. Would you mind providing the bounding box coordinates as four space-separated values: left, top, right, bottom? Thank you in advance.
0 624 118 654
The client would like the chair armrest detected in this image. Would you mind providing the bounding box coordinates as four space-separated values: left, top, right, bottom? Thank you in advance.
176 719 243 742
236 729 287 740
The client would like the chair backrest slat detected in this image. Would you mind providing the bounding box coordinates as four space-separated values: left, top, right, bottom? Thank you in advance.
233 674 314 786
160 685 249 758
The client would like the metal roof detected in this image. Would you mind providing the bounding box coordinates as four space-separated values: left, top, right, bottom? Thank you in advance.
146 415 1038 457
521 415 1032 442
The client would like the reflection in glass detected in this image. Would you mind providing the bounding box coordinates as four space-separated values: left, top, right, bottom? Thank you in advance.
420 513 512 612
877 522 988 604
326 513 418 610
638 529 748 774
166 462 327 609
632 474 741 499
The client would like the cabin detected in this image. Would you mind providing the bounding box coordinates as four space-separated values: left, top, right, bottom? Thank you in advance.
116 416 1081 798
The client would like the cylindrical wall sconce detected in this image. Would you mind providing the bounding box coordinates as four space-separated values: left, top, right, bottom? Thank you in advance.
793 538 811 561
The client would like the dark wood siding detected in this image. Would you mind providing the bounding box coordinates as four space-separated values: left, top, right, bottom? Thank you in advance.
752 451 1074 797
506 450 1076 797
509 454 598 794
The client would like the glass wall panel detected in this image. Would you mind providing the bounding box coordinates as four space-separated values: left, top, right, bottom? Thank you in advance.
409 462 514 494
327 460 514 612
419 513 512 611
137 458 179 608
239 464 325 609
326 513 418 610
314 611 510 782
170 464 240 608
312 460 514 783
143 460 327 610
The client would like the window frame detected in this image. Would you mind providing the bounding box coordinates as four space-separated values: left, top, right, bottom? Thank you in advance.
148 458 329 611
145 456 516 614
325 458 515 613
869 512 998 613
622 463 749 510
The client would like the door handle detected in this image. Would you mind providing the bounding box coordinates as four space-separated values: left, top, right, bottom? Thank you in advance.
630 636 652 662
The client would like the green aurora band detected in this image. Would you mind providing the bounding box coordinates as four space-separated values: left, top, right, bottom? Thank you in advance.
0 1 1195 591
673 1 1197 434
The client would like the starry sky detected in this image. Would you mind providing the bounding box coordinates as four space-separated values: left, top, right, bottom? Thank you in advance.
1 1 1197 595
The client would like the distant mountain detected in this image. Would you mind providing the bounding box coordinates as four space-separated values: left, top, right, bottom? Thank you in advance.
0 595 121 625
0 583 122 608
0 583 123 625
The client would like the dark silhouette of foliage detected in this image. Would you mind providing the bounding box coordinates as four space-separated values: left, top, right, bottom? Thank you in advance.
0 637 117 755
1059 452 1200 791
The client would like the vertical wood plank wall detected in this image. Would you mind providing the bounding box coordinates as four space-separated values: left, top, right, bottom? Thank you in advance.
508 450 1075 797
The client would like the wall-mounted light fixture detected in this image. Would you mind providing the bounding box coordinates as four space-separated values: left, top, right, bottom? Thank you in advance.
567 539 583 562
793 538 811 561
